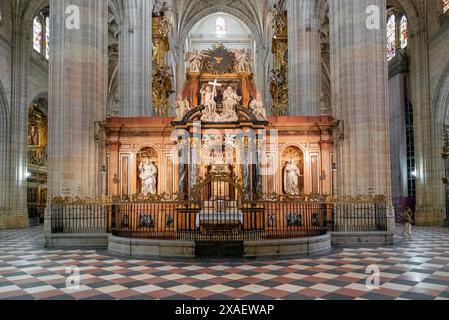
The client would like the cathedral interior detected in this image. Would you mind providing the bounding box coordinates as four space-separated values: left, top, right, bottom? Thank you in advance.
0 0 449 302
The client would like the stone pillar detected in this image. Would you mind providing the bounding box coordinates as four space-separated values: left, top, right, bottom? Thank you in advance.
330 0 391 196
48 0 108 199
0 84 17 228
119 0 153 117
388 52 409 217
287 0 321 115
330 0 394 232
1 13 34 229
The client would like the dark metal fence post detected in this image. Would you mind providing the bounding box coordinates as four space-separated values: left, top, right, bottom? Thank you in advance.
111 204 117 232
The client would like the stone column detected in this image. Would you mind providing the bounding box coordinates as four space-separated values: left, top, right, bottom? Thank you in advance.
330 0 393 233
119 0 153 117
48 0 108 199
287 0 321 115
0 84 15 228
330 0 391 196
388 53 409 214
2 12 34 229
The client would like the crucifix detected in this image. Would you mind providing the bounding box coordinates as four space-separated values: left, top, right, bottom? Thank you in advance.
201 79 222 106
207 79 222 93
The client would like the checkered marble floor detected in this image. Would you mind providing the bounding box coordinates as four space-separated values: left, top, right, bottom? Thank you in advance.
1 225 449 300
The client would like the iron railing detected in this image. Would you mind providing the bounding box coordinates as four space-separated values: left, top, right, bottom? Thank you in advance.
330 202 388 232
110 201 329 241
50 200 388 239
50 204 112 234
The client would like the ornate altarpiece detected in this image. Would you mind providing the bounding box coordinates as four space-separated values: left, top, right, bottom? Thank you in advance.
106 44 334 201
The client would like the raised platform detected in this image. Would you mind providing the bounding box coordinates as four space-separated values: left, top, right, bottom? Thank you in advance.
330 231 394 246
45 233 109 249
108 235 196 259
108 234 331 259
244 234 331 258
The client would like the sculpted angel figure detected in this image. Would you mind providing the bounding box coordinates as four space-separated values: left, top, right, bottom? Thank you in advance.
185 50 207 73
249 92 267 121
175 94 190 121
232 49 252 72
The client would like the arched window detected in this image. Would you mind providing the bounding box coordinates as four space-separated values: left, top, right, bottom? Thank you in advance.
386 12 408 61
45 16 50 60
400 15 408 49
387 14 396 60
33 17 43 53
33 9 50 61
216 17 227 37
443 0 449 13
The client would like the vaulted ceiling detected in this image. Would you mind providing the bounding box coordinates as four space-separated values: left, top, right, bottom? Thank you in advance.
168 0 272 47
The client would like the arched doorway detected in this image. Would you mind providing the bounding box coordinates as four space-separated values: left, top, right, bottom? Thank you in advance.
27 97 48 225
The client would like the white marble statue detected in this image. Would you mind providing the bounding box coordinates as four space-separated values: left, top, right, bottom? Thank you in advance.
284 159 302 196
200 82 220 121
222 87 241 121
249 92 267 121
232 49 252 72
175 95 190 121
139 159 158 195
185 50 207 73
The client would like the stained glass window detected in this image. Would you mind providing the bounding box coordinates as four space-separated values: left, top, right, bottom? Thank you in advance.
44 16 50 60
387 14 396 61
33 11 50 61
0 0 3 26
216 17 226 37
443 0 449 13
33 17 43 53
400 15 408 49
